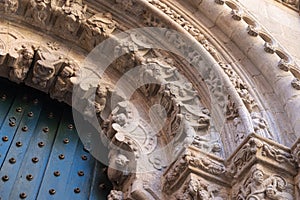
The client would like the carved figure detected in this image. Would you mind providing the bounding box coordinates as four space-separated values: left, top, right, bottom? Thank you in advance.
182 178 223 200
238 168 292 200
107 153 130 187
81 13 116 49
251 112 273 139
51 60 78 101
233 117 246 143
3 0 19 13
62 0 87 22
9 45 34 83
31 48 62 88
25 0 50 24
95 84 110 114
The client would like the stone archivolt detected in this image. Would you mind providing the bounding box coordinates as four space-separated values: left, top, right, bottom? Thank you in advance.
1 0 300 199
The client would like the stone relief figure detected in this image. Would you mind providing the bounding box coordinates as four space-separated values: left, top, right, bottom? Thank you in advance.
25 0 51 24
94 84 110 114
237 168 293 200
62 0 87 22
56 0 86 35
80 13 116 49
2 0 19 13
177 178 223 200
233 117 246 144
51 60 79 101
251 112 273 140
107 152 130 188
8 45 34 83
237 88 257 112
31 47 64 89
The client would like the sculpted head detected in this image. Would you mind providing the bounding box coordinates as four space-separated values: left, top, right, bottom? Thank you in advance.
252 169 264 184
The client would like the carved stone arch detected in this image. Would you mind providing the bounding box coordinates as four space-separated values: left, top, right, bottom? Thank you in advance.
1 0 300 199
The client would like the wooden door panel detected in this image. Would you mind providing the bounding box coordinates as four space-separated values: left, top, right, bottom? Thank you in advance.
0 78 112 200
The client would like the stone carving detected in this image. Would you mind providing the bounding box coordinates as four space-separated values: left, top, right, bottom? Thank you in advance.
107 152 130 188
176 178 224 200
226 96 239 120
231 9 243 21
47 41 60 51
291 78 300 90
233 117 246 144
235 168 293 199
292 141 300 168
281 0 300 11
102 101 157 155
149 154 167 170
80 13 117 49
215 0 225 5
246 25 260 37
185 151 226 175
7 44 34 83
228 138 262 177
264 41 276 54
116 0 144 16
108 190 123 200
251 112 273 139
54 0 87 35
25 0 51 24
219 63 257 114
262 143 295 166
31 48 57 88
137 54 223 156
237 89 256 113
228 136 296 178
62 0 87 22
164 149 226 192
50 60 79 101
94 84 111 114
2 0 19 13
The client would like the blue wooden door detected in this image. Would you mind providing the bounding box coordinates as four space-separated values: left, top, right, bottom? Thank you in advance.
0 78 112 200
